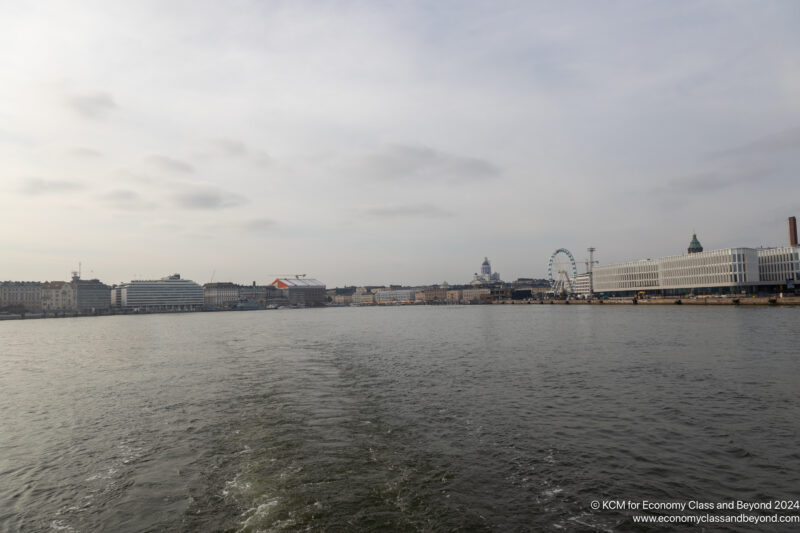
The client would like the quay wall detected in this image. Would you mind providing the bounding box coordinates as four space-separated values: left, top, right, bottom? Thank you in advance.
497 296 800 306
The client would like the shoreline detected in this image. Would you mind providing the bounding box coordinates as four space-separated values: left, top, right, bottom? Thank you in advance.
494 296 800 306
3 295 800 321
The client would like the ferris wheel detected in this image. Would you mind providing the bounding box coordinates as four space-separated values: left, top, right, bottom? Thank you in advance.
547 248 577 295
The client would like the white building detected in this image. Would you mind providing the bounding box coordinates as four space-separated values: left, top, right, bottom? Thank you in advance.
593 241 799 296
471 257 501 285
112 274 204 311
203 282 241 308
573 273 591 297
373 289 418 304
758 246 800 284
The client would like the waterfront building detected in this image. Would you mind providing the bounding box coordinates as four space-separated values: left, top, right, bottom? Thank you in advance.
41 281 76 312
271 277 326 307
594 248 757 295
73 274 111 313
489 285 512 302
510 278 550 300
374 289 418 304
593 231 800 296
239 283 278 307
204 282 240 308
573 273 591 297
422 286 448 303
461 287 490 303
112 274 204 311
446 289 462 303
758 246 800 285
332 293 353 305
351 292 375 305
328 287 355 305
0 281 43 312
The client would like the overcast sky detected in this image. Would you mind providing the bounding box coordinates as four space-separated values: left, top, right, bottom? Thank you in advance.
2 1 799 287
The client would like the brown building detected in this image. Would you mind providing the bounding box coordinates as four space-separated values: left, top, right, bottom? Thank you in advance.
422 287 448 303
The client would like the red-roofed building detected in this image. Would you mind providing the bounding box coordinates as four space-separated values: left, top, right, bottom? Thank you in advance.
270 277 326 307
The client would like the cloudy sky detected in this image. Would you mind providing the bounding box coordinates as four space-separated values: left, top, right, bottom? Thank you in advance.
2 1 799 286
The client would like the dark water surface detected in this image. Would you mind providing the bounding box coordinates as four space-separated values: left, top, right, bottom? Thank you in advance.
1 306 799 532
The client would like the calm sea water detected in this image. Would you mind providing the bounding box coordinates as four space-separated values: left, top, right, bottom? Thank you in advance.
1 306 799 532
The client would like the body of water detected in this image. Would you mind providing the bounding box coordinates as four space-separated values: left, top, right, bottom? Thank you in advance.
1 306 799 531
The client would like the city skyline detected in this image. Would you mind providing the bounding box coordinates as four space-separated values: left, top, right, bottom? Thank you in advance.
2 1 800 287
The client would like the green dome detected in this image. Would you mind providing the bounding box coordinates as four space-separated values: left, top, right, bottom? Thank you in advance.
688 233 703 254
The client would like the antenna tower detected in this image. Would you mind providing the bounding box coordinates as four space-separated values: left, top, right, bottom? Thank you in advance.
586 247 598 296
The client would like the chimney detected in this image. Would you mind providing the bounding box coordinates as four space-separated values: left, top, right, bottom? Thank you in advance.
790 216 798 247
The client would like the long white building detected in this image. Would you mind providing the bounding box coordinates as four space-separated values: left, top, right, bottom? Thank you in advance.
373 289 418 304
111 274 204 311
593 240 799 296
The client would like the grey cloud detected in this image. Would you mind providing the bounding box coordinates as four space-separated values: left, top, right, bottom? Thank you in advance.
366 204 453 219
19 177 84 195
69 147 103 158
67 92 117 119
172 189 245 209
712 127 800 158
243 218 276 231
352 145 500 183
214 138 248 156
252 150 271 166
147 155 195 174
102 189 156 211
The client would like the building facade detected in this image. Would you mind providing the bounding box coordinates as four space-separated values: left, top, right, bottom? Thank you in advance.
446 289 463 303
204 282 241 308
239 283 278 307
351 292 375 305
461 287 490 303
112 274 204 311
594 245 799 296
41 281 76 312
0 281 43 312
757 246 800 285
373 289 418 304
271 278 326 307
422 287 448 303
73 275 111 312
573 273 591 297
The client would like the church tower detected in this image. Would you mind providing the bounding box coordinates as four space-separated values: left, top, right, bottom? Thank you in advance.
688 233 703 254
